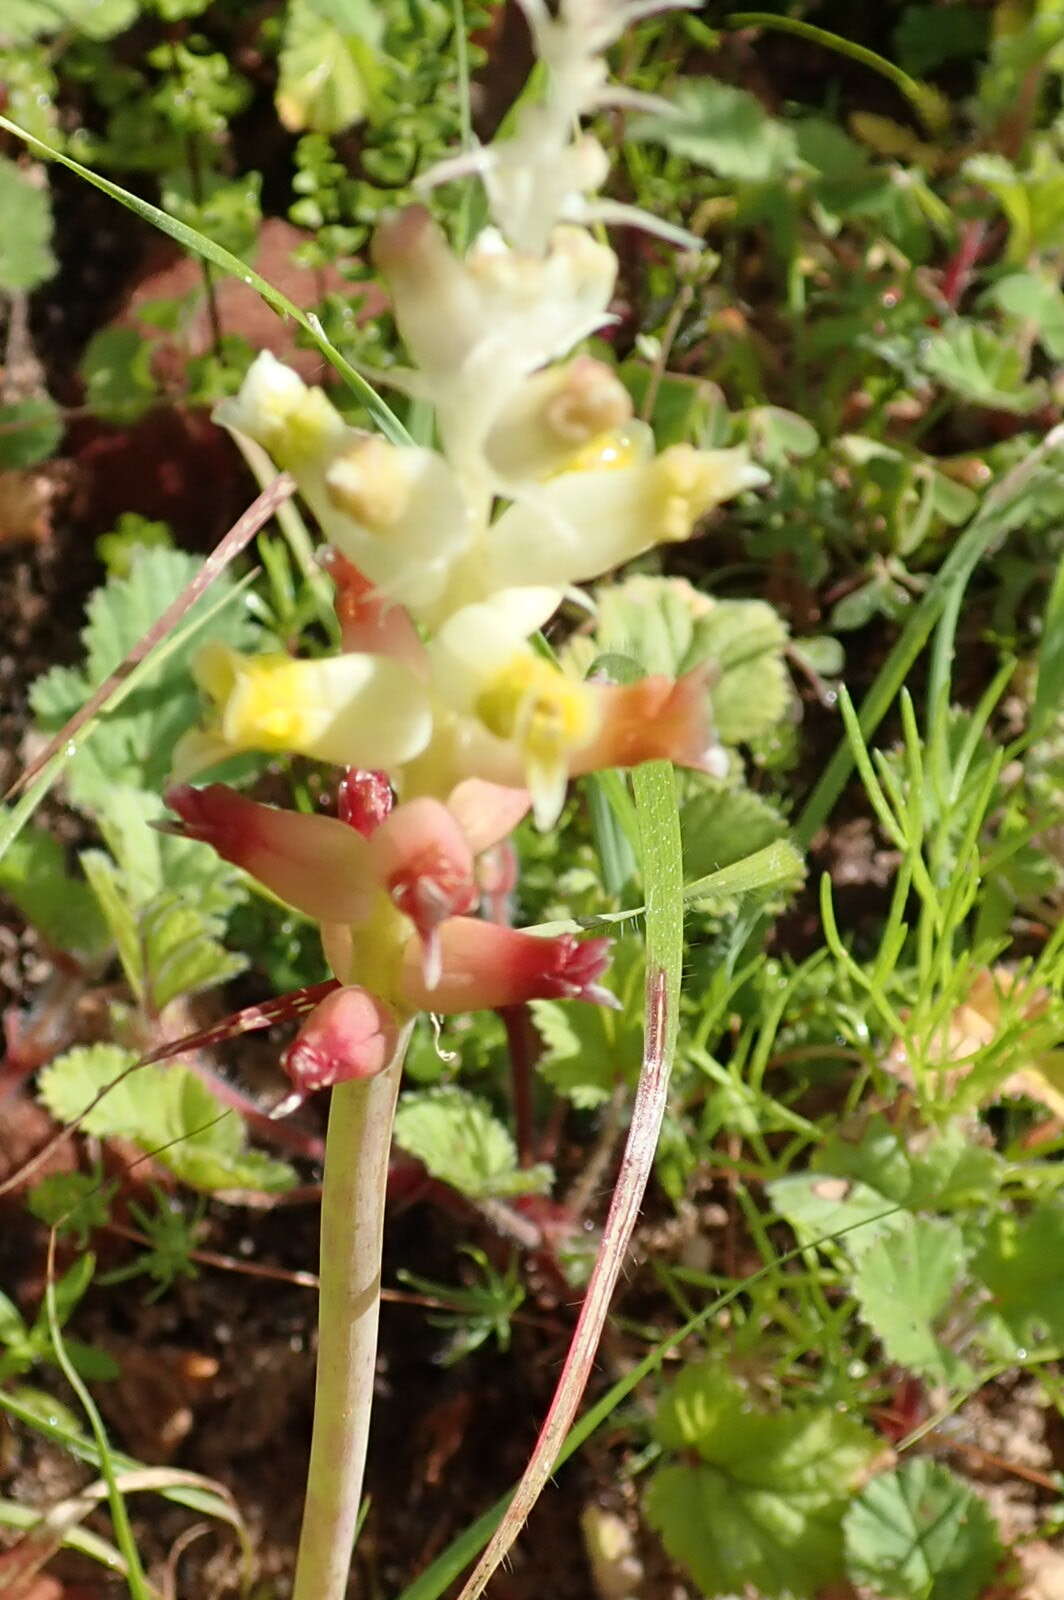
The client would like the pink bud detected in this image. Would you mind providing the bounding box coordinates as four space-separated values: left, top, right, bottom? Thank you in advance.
338 768 394 837
165 783 376 925
399 918 616 1013
282 986 400 1093
574 668 723 776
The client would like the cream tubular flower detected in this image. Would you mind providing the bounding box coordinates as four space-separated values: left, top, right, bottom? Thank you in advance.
371 209 617 467
320 437 473 612
213 350 346 470
483 444 769 593
427 593 601 829
484 356 634 483
172 643 432 777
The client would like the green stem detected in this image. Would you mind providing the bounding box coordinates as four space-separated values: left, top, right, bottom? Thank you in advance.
291 1030 411 1600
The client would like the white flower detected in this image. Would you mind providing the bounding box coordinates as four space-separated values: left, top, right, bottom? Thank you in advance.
371 209 617 474
480 444 770 593
213 350 345 466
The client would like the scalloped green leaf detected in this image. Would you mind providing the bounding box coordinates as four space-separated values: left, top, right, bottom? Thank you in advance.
679 782 789 884
276 0 387 134
646 1363 880 1599
844 1461 1002 1600
37 1044 295 1194
631 79 798 183
393 1087 552 1200
0 155 55 290
852 1217 973 1387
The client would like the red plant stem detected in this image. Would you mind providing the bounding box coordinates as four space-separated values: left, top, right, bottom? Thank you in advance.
938 219 987 314
454 966 671 1600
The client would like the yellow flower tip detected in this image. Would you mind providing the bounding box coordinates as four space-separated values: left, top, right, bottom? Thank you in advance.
222 654 321 753
277 388 346 469
475 655 598 829
651 445 769 542
325 437 411 529
214 353 345 467
192 642 240 703
560 425 644 476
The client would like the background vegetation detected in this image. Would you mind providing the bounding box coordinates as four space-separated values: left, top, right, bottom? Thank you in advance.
3 1 1064 1596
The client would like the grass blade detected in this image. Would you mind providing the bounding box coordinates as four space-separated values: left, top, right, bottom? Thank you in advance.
0 116 410 446
452 759 685 1600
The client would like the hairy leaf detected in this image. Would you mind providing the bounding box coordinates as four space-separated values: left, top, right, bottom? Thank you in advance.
37 1044 295 1193
679 783 789 884
852 1218 972 1386
646 1364 880 1598
394 1087 552 1200
844 1461 1002 1600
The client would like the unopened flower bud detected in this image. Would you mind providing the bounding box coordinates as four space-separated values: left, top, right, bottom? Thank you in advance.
282 986 400 1092
338 769 394 837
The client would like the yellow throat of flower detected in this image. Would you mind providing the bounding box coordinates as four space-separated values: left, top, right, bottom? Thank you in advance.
196 645 317 753
475 655 598 828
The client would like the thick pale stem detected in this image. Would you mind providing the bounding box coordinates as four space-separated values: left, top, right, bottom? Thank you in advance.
291 1028 411 1600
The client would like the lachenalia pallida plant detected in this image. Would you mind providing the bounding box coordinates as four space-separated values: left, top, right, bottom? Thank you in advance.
162 3 767 1594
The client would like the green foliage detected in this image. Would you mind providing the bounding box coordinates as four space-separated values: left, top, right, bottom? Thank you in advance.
30 546 257 807
0 822 109 957
0 155 55 290
852 1219 972 1386
0 0 137 43
920 321 1045 413
0 1255 117 1384
95 513 174 578
532 939 645 1108
972 1201 1064 1352
397 1245 525 1365
99 1189 205 1300
393 1087 553 1200
276 0 387 135
844 1461 1003 1600
645 1363 880 1598
37 1044 296 1193
632 78 798 182
0 395 62 470
27 1169 114 1246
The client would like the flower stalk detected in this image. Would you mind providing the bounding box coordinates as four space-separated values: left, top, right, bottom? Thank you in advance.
291 1030 411 1600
